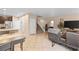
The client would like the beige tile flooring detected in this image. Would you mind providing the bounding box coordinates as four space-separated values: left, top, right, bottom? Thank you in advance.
15 32 71 51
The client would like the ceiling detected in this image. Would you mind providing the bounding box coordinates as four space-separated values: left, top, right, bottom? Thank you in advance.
0 8 79 17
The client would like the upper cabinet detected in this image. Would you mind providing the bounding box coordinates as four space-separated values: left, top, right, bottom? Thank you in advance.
0 16 12 24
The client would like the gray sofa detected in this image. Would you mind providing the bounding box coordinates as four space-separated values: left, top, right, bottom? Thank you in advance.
66 32 79 50
48 28 79 51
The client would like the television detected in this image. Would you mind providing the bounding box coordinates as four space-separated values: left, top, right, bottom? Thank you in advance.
64 21 79 29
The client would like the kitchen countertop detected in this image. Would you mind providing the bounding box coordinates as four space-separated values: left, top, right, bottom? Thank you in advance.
0 28 18 32
0 32 25 45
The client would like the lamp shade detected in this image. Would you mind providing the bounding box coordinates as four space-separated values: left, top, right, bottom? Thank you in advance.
50 20 54 27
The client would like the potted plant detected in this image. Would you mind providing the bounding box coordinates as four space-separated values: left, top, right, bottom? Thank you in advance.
58 20 64 32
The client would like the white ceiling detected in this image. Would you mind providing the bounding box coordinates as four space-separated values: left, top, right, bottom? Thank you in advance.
0 8 79 17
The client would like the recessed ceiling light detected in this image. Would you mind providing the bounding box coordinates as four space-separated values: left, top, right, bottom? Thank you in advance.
2 9 7 15
2 8 7 11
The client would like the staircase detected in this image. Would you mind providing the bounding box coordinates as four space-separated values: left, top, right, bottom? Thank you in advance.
37 22 45 34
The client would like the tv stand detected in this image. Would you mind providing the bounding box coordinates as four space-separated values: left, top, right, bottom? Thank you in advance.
64 28 79 32
70 30 78 32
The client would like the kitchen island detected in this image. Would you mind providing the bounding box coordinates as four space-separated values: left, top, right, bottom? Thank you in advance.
0 32 25 51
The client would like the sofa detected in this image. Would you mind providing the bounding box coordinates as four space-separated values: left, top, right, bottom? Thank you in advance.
48 28 79 51
66 32 79 50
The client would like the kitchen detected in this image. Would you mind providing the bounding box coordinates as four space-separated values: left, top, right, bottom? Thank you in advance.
0 15 25 51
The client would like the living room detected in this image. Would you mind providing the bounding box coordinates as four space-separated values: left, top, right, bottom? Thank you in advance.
1 0 79 59
48 15 79 51
1 8 79 51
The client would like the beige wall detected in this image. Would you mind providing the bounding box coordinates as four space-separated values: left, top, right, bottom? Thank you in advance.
19 14 30 37
36 15 79 29
37 17 54 28
50 15 79 28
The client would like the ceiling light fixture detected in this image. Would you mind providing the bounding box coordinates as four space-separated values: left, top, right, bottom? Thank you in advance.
2 8 7 11
2 8 7 15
